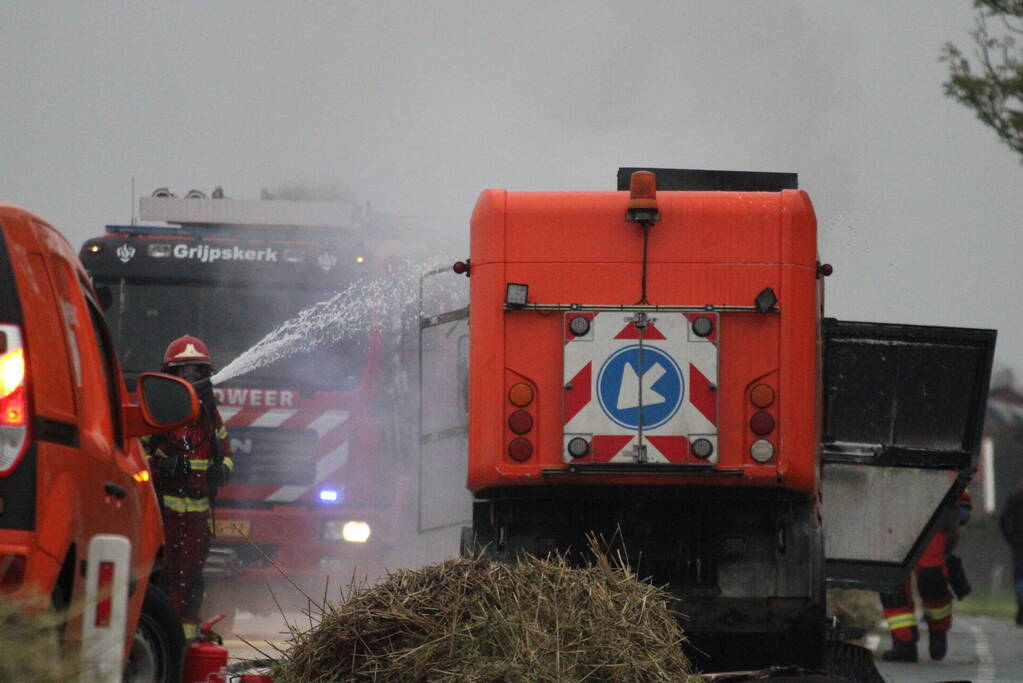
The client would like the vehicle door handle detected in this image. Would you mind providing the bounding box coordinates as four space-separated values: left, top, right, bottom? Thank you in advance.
104 482 127 499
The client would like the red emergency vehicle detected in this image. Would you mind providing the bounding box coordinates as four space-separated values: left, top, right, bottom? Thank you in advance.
80 190 417 624
0 203 200 680
444 169 995 673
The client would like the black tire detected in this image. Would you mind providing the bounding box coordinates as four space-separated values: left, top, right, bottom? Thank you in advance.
824 640 885 683
124 585 185 683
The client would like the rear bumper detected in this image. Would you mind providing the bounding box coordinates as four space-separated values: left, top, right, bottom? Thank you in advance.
0 536 60 603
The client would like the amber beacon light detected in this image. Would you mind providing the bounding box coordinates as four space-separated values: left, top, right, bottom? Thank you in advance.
627 171 660 224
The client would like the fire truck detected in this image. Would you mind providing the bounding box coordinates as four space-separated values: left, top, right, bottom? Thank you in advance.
435 168 995 674
80 189 420 625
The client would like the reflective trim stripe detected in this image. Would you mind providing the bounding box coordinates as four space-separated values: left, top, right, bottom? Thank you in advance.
162 494 210 513
185 457 230 472
887 613 917 630
925 603 953 620
217 425 228 439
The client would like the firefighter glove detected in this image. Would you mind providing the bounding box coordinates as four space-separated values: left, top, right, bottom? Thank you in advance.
947 553 972 600
207 461 229 488
157 453 190 480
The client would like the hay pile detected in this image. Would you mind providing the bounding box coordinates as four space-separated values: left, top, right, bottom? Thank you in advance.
827 588 882 638
273 551 701 682
0 598 74 683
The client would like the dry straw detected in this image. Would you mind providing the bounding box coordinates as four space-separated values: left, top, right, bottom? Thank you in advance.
272 545 701 682
0 596 77 683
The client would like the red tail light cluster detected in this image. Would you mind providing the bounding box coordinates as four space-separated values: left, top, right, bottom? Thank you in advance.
507 382 535 461
0 553 26 593
748 383 776 463
0 325 29 477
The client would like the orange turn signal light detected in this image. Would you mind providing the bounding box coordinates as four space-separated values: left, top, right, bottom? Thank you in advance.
750 384 775 408
509 383 533 407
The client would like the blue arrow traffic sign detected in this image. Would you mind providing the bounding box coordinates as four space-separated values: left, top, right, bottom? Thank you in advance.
596 344 684 430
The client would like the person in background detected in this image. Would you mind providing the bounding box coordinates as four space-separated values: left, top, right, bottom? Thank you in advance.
999 479 1023 625
880 490 972 662
143 335 233 639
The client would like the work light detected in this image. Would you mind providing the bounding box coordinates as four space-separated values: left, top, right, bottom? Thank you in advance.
506 283 528 308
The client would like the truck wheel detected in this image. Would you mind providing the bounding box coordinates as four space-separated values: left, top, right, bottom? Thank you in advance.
124 585 184 683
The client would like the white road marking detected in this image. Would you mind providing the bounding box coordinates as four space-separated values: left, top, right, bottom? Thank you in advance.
968 620 996 683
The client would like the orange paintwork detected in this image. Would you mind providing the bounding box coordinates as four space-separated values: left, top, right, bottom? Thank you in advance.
467 188 821 497
0 204 196 661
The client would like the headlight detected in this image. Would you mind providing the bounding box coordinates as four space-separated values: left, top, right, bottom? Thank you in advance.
321 519 371 543
342 521 371 543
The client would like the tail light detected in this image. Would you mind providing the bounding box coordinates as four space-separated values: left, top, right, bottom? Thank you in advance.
0 325 29 476
0 553 26 593
508 437 533 462
508 410 533 434
750 411 775 436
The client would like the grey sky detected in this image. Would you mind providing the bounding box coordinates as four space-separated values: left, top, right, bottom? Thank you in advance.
2 2 1021 368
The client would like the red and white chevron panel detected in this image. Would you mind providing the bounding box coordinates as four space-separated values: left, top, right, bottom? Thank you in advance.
215 391 351 502
562 311 719 465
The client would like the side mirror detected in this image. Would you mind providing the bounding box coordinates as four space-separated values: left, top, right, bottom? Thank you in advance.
124 372 200 438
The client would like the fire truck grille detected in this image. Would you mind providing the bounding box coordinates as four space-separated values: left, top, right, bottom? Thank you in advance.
226 427 319 486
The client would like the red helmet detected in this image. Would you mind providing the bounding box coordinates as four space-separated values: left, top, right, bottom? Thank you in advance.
162 335 212 369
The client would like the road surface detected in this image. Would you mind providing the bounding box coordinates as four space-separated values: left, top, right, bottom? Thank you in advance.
874 614 1019 683
224 612 1022 680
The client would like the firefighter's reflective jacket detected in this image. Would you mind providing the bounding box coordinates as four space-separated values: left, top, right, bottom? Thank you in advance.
143 406 233 515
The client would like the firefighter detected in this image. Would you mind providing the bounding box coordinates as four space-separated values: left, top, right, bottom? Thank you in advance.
144 335 233 639
880 490 972 662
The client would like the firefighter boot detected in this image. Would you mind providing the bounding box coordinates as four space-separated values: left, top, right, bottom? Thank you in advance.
1016 604 1023 626
929 629 948 661
881 640 918 662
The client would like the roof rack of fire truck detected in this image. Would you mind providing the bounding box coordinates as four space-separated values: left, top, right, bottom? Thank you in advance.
106 194 365 238
143 195 353 226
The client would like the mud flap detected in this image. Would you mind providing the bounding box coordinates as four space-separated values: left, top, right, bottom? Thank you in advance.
821 319 995 590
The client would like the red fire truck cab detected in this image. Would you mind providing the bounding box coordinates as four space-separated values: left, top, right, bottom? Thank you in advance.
80 191 415 625
453 169 995 672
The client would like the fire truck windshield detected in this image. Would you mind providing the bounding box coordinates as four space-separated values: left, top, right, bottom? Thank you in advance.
101 279 368 390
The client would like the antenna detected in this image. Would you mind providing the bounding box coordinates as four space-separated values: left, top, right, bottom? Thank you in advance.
130 176 136 226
